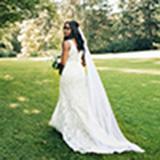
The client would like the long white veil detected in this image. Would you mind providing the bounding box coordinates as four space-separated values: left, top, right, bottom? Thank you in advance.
78 27 145 153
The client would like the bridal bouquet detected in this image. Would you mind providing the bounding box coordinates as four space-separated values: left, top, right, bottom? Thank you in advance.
52 54 61 69
51 54 64 75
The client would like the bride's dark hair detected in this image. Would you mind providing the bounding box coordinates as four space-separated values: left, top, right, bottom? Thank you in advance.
63 20 85 52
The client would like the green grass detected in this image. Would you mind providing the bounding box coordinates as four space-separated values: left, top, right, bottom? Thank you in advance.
0 58 160 160
94 58 160 70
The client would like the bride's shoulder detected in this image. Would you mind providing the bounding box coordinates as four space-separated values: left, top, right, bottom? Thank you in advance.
62 40 72 50
63 39 72 45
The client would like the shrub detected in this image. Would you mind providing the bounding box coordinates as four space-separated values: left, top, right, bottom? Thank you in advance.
0 49 17 57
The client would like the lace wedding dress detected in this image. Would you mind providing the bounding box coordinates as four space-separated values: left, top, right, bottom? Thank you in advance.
48 39 145 154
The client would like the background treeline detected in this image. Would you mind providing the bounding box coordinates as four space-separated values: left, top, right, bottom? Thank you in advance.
0 0 159 57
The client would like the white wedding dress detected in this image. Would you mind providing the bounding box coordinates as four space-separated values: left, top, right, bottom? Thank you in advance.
48 39 145 154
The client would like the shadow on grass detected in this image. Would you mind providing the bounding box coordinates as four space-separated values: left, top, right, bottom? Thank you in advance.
40 126 135 160
40 126 104 160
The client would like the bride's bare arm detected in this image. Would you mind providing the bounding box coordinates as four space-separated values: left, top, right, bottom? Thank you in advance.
58 40 70 75
60 40 70 65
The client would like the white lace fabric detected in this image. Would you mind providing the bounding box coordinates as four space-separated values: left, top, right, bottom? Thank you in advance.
48 38 145 154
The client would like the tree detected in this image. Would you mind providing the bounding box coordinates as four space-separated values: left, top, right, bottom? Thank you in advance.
17 0 58 57
0 0 39 28
139 0 160 49
76 0 113 52
117 0 160 51
0 0 58 57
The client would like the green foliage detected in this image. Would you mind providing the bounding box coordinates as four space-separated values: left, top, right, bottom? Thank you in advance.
11 30 21 53
0 0 159 55
0 0 40 27
77 0 113 52
30 51 39 57
77 0 160 52
0 0 58 57
0 22 21 57
107 37 153 53
116 0 160 51
0 49 17 57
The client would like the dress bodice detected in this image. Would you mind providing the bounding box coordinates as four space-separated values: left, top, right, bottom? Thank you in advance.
66 40 83 64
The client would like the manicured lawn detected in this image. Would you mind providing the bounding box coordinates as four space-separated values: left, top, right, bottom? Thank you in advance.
0 58 160 160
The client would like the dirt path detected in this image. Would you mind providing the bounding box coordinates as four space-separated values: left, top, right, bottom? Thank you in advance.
0 50 160 61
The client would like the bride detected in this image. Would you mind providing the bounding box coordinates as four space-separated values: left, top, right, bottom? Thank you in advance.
48 20 145 154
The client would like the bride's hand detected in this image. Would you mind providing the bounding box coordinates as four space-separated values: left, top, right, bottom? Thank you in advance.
81 60 86 67
58 63 65 75
81 53 86 67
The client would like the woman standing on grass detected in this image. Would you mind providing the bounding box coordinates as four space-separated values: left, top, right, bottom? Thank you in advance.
48 20 145 154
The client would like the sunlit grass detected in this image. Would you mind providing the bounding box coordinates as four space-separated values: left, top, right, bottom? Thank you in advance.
94 58 160 70
0 58 160 160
